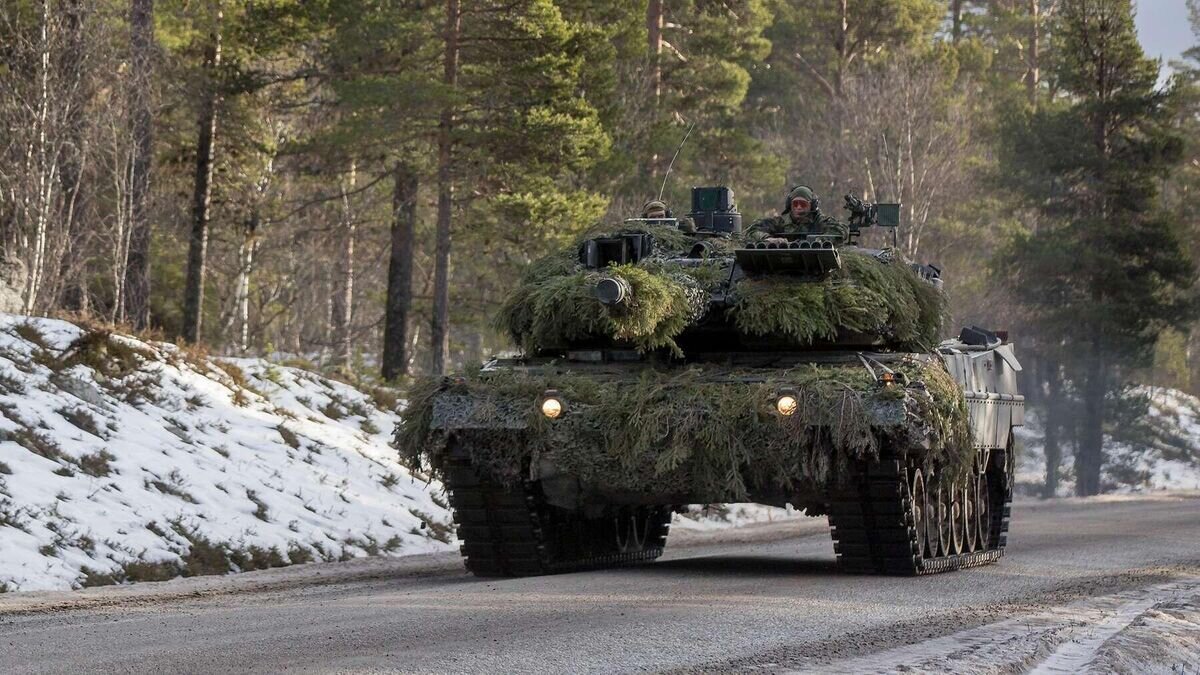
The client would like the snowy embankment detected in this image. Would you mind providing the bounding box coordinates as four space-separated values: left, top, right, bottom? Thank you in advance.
0 315 454 592
1015 387 1200 495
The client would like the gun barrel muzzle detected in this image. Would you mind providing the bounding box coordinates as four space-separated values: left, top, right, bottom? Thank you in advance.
595 277 632 306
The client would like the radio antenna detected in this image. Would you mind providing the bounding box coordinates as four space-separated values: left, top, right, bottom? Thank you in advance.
657 122 697 202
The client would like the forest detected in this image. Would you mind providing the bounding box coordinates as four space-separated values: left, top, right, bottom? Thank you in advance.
2 0 1199 496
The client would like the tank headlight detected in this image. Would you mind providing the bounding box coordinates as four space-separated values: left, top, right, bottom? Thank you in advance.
540 390 563 419
776 393 798 416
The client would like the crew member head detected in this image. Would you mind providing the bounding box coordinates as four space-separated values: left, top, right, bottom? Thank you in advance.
641 200 670 219
782 185 817 222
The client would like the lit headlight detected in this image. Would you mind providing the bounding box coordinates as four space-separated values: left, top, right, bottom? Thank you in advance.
776 394 798 416
541 390 563 419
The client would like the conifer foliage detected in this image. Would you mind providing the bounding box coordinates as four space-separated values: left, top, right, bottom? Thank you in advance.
998 0 1196 495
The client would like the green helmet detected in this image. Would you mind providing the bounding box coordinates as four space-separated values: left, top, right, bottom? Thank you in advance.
641 200 670 218
781 185 817 214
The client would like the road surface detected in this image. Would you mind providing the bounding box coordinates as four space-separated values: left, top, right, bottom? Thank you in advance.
2 494 1200 674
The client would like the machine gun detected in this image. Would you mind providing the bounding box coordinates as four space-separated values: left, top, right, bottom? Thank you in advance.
844 195 901 244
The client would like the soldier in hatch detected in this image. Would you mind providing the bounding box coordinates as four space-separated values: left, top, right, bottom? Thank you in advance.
640 199 696 233
641 200 671 219
747 185 849 244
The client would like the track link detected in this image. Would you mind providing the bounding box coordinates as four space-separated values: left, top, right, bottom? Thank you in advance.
827 452 1012 575
444 456 671 577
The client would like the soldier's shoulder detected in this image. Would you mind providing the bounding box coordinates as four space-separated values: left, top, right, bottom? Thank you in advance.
750 215 784 229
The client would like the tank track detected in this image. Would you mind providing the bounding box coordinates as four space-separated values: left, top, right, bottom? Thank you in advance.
827 448 1013 575
443 456 672 577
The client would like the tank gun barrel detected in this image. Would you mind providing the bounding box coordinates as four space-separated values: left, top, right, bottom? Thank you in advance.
595 276 632 307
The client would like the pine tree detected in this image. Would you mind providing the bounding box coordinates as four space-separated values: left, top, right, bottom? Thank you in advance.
999 0 1196 496
427 0 610 373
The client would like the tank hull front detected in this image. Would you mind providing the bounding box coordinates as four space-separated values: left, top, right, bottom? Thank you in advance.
416 352 964 513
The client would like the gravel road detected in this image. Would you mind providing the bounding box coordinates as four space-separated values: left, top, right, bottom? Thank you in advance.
2 494 1199 674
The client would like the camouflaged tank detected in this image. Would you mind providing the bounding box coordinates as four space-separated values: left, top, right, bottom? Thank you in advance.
396 186 1024 577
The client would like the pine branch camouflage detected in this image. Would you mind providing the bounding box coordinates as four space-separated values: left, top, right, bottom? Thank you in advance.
396 360 972 502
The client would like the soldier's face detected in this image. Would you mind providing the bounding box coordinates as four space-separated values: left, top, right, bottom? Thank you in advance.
790 197 812 219
646 207 666 219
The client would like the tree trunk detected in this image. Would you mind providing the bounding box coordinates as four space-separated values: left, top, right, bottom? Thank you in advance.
181 6 222 344
951 0 964 43
24 0 55 315
647 0 663 99
834 0 848 97
645 0 664 179
430 0 459 376
234 215 256 353
382 162 418 381
124 0 155 328
1075 351 1107 496
57 0 89 312
828 0 849 189
1042 362 1062 498
1026 0 1040 107
330 161 356 369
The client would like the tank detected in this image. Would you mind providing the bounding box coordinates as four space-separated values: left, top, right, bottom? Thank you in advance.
395 186 1024 576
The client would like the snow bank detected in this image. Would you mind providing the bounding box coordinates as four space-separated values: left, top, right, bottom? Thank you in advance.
0 315 453 592
1015 387 1200 495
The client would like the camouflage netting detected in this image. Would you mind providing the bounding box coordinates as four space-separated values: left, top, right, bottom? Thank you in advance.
494 224 719 355
729 250 945 351
493 224 944 355
396 359 973 501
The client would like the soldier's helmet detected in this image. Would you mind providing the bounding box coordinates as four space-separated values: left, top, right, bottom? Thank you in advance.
781 185 817 215
641 200 671 219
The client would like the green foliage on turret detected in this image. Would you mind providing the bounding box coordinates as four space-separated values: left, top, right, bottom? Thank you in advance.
493 226 945 355
729 250 944 351
494 225 713 355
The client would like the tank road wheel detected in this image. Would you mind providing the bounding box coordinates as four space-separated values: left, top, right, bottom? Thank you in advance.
977 473 992 548
615 507 651 553
923 481 939 559
909 469 929 560
963 479 978 553
948 483 964 555
442 449 673 577
935 485 951 557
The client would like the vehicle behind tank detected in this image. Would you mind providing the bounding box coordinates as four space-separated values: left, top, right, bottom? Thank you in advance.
395 186 1024 576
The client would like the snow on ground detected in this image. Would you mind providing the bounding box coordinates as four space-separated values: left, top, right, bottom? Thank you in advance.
672 503 805 531
802 576 1200 674
0 315 454 592
1015 387 1200 496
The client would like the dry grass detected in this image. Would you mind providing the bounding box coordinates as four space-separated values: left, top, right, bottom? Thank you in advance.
10 428 67 462
368 386 400 412
57 406 103 437
77 450 117 477
246 489 271 522
276 424 302 449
